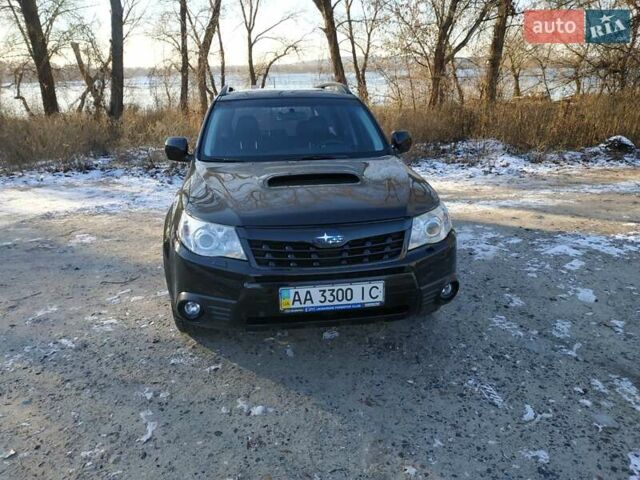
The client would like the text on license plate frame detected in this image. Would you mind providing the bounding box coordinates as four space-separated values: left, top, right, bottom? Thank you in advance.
279 281 385 313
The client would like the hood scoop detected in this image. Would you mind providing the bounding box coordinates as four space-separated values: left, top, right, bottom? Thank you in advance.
266 173 360 188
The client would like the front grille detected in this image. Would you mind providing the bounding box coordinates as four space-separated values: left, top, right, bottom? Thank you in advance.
248 231 406 269
246 305 410 326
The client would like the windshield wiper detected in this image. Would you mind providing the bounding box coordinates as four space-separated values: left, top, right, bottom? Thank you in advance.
295 154 349 160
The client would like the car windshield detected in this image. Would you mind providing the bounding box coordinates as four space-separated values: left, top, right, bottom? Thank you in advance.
199 97 389 161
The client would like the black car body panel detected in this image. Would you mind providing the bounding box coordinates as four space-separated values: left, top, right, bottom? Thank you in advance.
164 230 457 330
162 88 458 331
184 157 440 226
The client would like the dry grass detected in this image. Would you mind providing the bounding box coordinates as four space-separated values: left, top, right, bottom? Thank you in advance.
1 91 638 169
374 90 640 152
0 109 201 169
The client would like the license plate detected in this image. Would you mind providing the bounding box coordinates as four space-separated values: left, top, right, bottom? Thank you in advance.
279 281 385 313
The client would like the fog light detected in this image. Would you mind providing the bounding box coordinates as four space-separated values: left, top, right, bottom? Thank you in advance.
183 301 202 319
440 283 456 300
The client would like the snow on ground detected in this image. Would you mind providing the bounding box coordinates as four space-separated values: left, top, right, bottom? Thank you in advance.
0 162 182 225
536 233 640 258
411 137 639 180
630 450 640 480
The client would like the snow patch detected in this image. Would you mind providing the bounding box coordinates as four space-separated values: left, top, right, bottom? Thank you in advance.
27 305 58 323
591 379 609 394
489 315 524 337
574 288 597 303
560 342 582 358
522 404 535 422
69 233 96 245
611 376 640 412
521 449 550 464
456 225 508 260
137 410 157 443
413 138 639 182
169 350 197 366
249 405 269 416
607 320 626 334
537 233 640 259
0 166 180 224
563 259 585 271
106 289 131 304
629 450 640 480
504 293 525 307
467 379 505 408
403 466 417 477
552 320 572 339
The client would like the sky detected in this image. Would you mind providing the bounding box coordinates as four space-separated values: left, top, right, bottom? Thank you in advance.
85 0 325 68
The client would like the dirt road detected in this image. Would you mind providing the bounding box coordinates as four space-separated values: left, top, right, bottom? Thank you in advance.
1 157 639 479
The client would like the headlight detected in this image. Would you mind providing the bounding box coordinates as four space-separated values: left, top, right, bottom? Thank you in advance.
177 211 247 259
408 203 452 249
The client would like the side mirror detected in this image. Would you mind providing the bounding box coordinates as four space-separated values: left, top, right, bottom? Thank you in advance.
165 136 190 162
390 130 412 154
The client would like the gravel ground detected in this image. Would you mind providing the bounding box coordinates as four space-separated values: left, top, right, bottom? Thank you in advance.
0 157 639 479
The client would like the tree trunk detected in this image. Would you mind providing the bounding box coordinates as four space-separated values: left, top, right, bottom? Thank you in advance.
451 61 464 104
71 42 104 113
312 0 347 84
344 0 368 102
428 0 458 107
109 0 124 119
217 20 226 88
482 0 510 103
197 0 221 115
429 45 447 107
248 35 257 86
510 64 521 97
179 0 189 112
17 0 59 115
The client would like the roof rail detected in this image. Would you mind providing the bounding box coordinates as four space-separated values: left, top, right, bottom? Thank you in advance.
219 85 235 96
314 82 352 95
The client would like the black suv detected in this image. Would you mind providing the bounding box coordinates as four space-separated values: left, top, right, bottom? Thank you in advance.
163 83 458 332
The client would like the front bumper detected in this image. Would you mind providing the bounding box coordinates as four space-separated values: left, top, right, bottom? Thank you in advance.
164 231 457 330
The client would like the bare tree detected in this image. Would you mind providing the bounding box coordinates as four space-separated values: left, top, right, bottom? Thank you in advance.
71 40 107 113
482 0 513 103
392 0 494 106
312 0 347 84
430 0 493 105
256 40 303 88
189 0 221 114
179 0 188 111
503 28 529 97
239 0 301 87
216 18 225 88
12 63 34 116
109 0 124 119
341 0 386 102
11 0 59 114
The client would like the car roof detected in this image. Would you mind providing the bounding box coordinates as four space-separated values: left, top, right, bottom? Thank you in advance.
216 88 356 102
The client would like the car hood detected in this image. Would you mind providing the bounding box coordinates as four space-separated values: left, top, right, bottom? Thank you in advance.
184 156 439 227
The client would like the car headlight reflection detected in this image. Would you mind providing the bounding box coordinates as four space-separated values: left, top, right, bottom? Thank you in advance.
177 211 247 259
408 203 452 249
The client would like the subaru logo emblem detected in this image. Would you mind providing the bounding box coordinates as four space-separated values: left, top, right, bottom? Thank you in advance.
313 232 345 248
